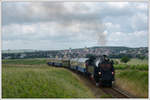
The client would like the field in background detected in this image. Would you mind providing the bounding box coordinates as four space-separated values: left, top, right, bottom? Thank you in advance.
113 58 148 65
113 58 148 70
2 58 47 65
127 59 148 65
2 60 94 98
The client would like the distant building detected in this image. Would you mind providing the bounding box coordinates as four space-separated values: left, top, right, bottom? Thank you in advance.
137 51 141 54
4 56 11 59
20 53 26 58
120 50 127 53
69 48 72 53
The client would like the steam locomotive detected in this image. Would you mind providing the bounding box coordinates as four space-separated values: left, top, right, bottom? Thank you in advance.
47 55 115 87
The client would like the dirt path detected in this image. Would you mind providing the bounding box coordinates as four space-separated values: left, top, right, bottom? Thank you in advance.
68 70 106 98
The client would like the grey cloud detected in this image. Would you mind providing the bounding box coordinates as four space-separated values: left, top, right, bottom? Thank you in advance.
2 2 148 50
2 2 101 25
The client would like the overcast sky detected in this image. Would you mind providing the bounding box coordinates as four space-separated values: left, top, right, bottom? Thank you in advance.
2 2 148 50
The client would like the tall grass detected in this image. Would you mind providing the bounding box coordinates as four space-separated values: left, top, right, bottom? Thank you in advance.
115 70 148 97
2 65 94 98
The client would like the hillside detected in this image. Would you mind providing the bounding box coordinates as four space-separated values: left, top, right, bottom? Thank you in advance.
2 46 148 59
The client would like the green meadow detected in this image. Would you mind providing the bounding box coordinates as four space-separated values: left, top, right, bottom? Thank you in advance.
2 59 94 98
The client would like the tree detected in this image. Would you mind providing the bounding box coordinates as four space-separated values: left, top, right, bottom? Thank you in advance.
138 55 145 60
121 56 130 63
86 54 95 58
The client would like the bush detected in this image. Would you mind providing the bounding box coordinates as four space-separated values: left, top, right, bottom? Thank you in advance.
113 60 119 65
137 55 145 60
121 56 130 63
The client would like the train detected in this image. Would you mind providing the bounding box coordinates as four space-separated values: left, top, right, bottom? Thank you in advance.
47 55 115 87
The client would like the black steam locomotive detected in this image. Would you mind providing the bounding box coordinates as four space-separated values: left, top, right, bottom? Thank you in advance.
47 55 115 87
85 55 114 86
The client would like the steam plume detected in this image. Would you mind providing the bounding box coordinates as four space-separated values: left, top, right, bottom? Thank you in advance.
30 2 107 46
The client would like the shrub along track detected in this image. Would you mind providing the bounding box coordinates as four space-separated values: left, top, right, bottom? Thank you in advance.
66 68 134 98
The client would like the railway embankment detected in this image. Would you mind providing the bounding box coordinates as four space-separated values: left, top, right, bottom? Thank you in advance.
115 70 148 98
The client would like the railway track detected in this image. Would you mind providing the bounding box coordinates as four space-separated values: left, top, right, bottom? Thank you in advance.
69 68 133 98
100 86 132 98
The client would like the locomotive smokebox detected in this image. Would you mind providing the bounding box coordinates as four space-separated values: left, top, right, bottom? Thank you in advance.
87 55 110 67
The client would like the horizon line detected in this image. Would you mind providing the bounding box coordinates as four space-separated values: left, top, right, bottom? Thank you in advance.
2 45 148 51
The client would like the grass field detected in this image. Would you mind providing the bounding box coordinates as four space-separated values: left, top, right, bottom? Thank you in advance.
2 58 47 65
114 64 148 70
113 58 148 65
127 59 148 65
115 70 148 98
2 64 94 98
113 58 148 97
2 58 149 98
113 58 148 71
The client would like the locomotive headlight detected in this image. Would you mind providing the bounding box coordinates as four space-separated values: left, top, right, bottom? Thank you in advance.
98 72 101 74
